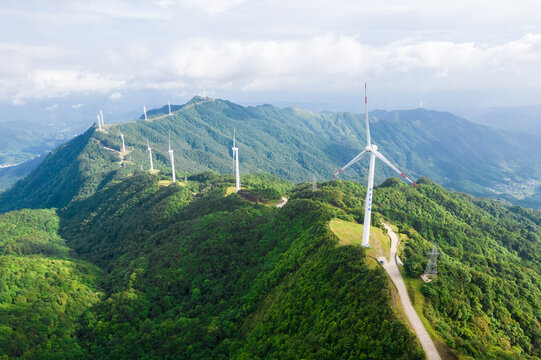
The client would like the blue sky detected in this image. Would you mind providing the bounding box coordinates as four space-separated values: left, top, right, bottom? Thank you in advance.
1 0 541 113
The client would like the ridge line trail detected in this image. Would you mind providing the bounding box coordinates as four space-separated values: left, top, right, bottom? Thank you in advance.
378 223 441 360
102 98 215 128
97 98 215 154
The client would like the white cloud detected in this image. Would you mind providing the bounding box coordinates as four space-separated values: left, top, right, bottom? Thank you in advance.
71 2 169 20
72 103 84 108
109 92 123 101
157 0 249 13
159 33 541 93
14 70 126 100
144 81 187 90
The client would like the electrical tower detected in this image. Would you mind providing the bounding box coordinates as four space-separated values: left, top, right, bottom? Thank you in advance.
312 175 317 191
424 243 439 275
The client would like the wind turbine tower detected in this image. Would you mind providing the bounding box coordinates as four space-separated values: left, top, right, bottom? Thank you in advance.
97 113 102 131
100 110 104 127
232 129 240 192
168 135 176 183
119 132 126 153
168 102 172 116
333 83 418 247
144 105 148 121
147 138 154 173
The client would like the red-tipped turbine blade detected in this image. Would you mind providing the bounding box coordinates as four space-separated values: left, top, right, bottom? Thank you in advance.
332 150 368 177
373 150 418 187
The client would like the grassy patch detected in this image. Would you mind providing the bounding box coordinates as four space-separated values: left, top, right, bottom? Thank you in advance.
329 219 390 260
157 180 186 187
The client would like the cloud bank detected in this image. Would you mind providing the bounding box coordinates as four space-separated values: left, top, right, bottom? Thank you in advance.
2 34 540 104
1 1 541 108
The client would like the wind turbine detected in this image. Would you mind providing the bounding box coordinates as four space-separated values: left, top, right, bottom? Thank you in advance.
100 110 104 127
119 132 126 153
333 83 418 247
147 138 154 173
144 105 148 120
96 113 102 131
232 129 240 192
168 102 172 116
168 135 176 183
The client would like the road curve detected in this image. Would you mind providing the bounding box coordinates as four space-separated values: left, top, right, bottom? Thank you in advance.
276 197 288 208
379 223 441 360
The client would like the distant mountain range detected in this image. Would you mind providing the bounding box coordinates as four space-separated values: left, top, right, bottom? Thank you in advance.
1 96 540 212
457 104 541 138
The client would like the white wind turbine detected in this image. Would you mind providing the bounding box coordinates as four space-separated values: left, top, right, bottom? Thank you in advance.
147 138 154 173
333 83 418 247
232 129 240 192
144 105 148 120
96 113 102 131
119 132 126 153
100 110 104 127
168 135 176 183
168 102 172 116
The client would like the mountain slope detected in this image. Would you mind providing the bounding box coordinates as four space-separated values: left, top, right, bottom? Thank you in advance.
57 173 424 359
293 177 541 359
0 155 45 192
0 209 103 358
1 170 540 358
2 96 540 214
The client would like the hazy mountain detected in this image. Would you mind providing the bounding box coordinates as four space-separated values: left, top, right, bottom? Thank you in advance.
456 104 541 138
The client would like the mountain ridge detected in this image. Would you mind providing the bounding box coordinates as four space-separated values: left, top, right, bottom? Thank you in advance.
1 96 540 213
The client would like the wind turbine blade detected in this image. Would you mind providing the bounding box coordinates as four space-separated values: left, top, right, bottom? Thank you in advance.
365 82 371 146
332 150 368 177
373 150 418 187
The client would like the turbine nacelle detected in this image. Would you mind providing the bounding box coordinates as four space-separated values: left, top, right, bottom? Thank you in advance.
365 144 378 152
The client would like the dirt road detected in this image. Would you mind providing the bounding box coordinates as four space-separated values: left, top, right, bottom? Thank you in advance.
379 223 441 360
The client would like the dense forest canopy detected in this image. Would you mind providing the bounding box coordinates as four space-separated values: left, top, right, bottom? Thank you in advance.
0 170 539 359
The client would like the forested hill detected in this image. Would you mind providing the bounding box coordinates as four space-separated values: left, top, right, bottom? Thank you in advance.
0 172 425 359
1 96 540 213
0 172 539 359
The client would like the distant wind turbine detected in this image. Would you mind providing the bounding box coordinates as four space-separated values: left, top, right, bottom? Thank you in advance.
147 138 154 173
119 132 126 153
144 105 148 121
168 102 172 116
333 83 418 247
232 129 240 192
168 135 176 183
96 113 102 131
99 110 104 127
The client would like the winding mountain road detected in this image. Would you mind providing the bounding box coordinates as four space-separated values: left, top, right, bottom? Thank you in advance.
276 197 288 208
379 223 441 360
